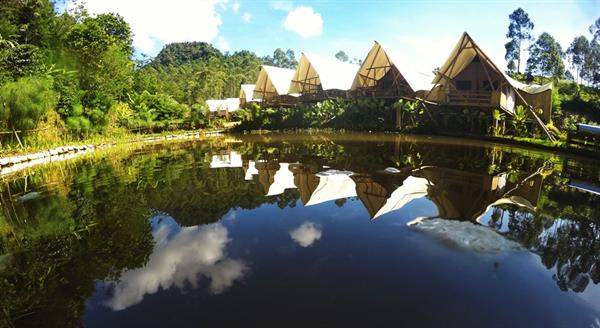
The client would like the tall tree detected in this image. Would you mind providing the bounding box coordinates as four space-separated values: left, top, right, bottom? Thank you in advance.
335 50 348 62
566 36 590 84
505 8 535 73
583 40 600 87
262 48 297 69
590 17 600 42
526 32 565 83
65 13 134 114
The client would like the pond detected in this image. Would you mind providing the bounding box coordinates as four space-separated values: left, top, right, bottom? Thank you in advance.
1 133 600 327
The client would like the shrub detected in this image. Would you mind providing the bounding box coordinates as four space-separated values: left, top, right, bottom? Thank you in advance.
0 77 58 139
188 103 208 128
0 44 44 85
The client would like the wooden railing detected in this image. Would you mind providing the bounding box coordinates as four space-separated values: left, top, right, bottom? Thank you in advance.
447 90 491 106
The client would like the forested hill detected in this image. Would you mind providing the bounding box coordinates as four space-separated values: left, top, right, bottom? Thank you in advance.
0 0 299 141
135 42 263 106
149 42 223 67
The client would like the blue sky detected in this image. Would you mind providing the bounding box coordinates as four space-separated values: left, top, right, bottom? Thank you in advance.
67 0 598 87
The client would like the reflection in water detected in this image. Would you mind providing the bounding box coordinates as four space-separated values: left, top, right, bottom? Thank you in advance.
306 170 357 206
106 215 247 311
244 160 259 180
210 151 243 168
373 176 429 219
1 133 600 326
267 163 297 196
408 218 524 253
290 222 322 247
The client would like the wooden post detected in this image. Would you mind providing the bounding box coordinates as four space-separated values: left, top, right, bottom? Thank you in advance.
13 130 23 149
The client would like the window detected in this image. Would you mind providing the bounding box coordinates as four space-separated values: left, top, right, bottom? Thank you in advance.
482 80 499 91
455 80 472 91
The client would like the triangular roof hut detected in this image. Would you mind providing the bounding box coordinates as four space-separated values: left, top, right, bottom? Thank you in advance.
351 41 416 99
206 98 240 117
288 53 359 99
239 84 256 106
426 32 554 129
253 65 295 103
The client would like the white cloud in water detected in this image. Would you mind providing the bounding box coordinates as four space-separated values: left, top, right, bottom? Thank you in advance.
283 6 323 38
69 0 226 54
242 12 252 23
106 219 247 311
290 222 322 247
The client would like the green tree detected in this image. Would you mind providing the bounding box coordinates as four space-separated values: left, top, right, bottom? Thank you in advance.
65 13 134 117
335 50 349 62
506 60 517 75
590 17 600 42
151 41 222 67
0 44 44 85
263 48 297 69
526 32 565 83
0 77 57 137
566 36 590 84
505 8 535 73
0 0 55 46
583 40 600 87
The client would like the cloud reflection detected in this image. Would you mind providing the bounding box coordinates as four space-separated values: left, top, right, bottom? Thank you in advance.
290 222 322 247
106 217 247 311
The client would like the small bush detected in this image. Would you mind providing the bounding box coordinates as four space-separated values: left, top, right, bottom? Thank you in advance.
0 77 58 140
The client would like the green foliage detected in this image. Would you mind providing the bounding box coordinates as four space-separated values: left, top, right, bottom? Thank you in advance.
127 91 187 124
335 50 349 62
567 35 590 84
189 103 208 128
0 77 57 136
491 109 506 136
526 32 565 82
262 48 298 69
583 40 600 88
0 44 44 84
511 105 528 136
151 41 222 67
233 99 421 132
0 0 55 46
135 48 262 106
505 8 535 73
65 14 134 111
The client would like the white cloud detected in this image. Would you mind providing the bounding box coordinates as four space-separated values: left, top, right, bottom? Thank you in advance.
283 6 323 38
106 218 247 311
290 222 322 247
217 36 230 51
271 1 294 11
242 12 252 23
70 0 226 55
232 2 240 13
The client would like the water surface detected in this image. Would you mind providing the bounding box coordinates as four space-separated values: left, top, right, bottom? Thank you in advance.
1 133 599 327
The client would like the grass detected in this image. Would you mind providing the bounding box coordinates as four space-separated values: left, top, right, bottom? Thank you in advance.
0 127 222 158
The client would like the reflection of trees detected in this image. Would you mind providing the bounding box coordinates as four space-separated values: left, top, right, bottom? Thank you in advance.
495 208 600 293
1 161 155 327
0 142 304 326
0 133 599 325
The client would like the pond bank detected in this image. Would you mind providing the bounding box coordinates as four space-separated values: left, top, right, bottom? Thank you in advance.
236 128 599 159
0 130 224 176
419 131 599 159
1 127 597 177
